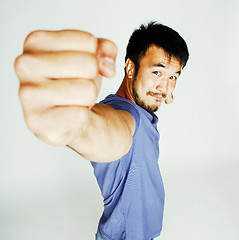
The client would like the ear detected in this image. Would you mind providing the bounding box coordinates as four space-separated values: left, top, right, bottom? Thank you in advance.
125 58 135 79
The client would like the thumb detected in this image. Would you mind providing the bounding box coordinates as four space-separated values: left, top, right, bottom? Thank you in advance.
165 93 174 104
97 38 117 78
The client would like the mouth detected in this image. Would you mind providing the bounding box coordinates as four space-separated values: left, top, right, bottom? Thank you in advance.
147 92 165 102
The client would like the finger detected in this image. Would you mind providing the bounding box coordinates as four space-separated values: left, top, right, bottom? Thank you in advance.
165 93 174 104
19 79 97 109
97 38 117 60
24 30 97 54
15 51 98 83
95 74 103 92
97 38 117 78
26 106 90 146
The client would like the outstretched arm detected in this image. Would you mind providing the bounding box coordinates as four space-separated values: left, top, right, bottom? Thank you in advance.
15 30 135 163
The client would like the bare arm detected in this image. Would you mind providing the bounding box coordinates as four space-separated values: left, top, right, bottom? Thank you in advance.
15 30 135 163
69 103 135 162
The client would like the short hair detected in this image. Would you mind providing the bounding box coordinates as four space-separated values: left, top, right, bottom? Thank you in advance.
125 21 189 75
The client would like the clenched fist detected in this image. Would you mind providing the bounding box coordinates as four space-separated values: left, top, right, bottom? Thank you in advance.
15 30 117 146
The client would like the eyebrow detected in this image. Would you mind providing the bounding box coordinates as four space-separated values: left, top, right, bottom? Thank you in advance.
152 63 181 75
153 63 165 68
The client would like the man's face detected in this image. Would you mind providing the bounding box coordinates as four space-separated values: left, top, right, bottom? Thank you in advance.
132 45 182 113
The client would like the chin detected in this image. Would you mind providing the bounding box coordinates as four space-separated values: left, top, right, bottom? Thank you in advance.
133 88 160 113
148 105 159 113
138 101 159 113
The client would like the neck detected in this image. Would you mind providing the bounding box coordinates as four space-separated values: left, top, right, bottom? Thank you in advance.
116 75 135 103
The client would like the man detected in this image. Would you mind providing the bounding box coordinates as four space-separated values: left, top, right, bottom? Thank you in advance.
15 22 189 240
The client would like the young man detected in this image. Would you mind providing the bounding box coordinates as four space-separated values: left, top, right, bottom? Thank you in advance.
15 22 189 240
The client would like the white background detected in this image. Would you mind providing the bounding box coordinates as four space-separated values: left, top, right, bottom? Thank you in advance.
0 0 239 239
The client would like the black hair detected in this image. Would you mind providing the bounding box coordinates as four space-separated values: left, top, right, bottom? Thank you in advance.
125 21 189 75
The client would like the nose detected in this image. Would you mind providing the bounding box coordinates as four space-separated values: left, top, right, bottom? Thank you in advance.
156 77 168 98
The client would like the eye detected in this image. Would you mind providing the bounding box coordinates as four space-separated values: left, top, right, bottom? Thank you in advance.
169 76 177 81
153 71 161 76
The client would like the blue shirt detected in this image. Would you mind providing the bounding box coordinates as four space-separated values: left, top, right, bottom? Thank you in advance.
91 94 165 240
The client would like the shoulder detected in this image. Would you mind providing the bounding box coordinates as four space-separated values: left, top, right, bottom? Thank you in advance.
100 94 140 129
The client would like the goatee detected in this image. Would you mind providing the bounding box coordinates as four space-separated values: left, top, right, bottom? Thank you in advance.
132 88 159 113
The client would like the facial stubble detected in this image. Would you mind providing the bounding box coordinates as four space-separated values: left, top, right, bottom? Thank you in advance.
132 86 160 113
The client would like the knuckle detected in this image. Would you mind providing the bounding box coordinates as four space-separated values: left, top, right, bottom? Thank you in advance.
98 38 118 59
18 84 36 103
14 55 22 74
104 39 118 51
14 53 32 75
83 32 98 52
24 30 42 50
14 54 25 74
